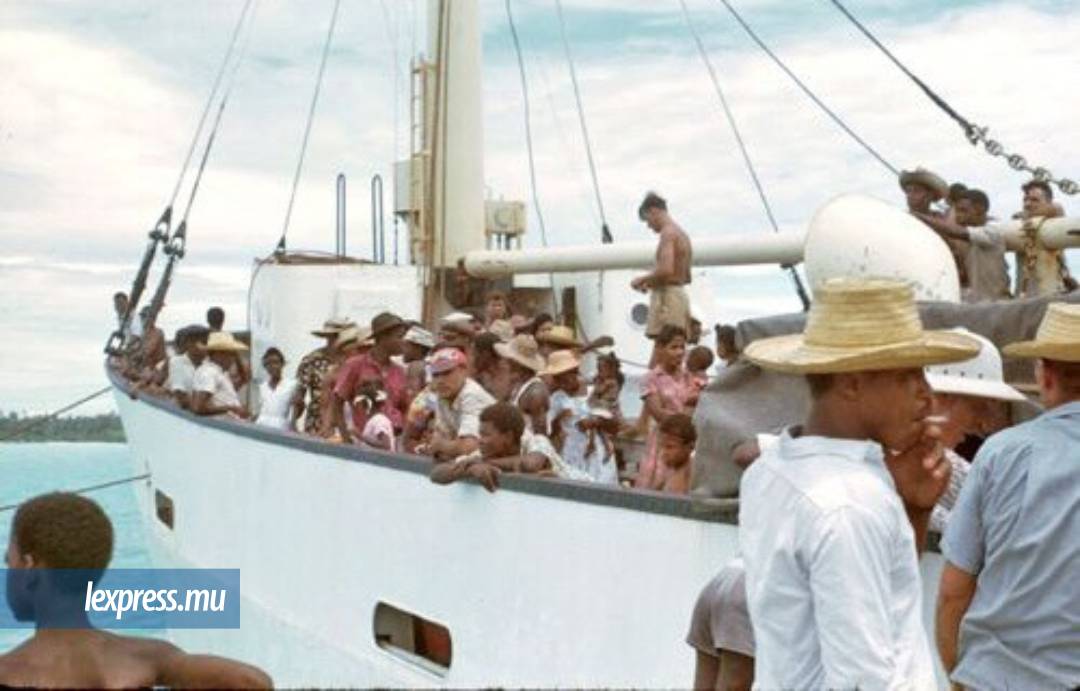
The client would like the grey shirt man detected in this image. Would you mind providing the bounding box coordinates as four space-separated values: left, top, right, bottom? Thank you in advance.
961 226 1011 303
941 401 1080 690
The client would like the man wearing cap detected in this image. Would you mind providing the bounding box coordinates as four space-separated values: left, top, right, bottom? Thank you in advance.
937 303 1080 690
631 192 693 353
293 318 353 436
902 167 969 288
923 329 1028 532
738 278 979 689
422 348 496 461
332 312 409 444
191 332 249 419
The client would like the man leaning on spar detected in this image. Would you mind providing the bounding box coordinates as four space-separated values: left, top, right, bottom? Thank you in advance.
738 277 981 689
631 191 693 367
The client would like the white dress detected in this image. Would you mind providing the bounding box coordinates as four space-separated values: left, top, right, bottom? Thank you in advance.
255 377 297 431
548 389 618 484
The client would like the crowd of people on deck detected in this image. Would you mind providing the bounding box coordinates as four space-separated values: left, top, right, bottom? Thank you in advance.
113 289 728 496
96 183 1080 690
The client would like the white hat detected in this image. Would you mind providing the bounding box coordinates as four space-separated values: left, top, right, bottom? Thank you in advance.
925 329 1025 402
403 325 435 349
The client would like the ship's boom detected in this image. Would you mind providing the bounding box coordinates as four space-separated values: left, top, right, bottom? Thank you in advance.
463 215 1080 279
463 231 804 278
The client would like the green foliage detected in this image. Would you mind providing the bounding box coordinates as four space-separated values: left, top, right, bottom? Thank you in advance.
0 411 126 443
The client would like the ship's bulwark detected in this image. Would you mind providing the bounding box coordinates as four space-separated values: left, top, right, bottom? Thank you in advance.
111 370 950 688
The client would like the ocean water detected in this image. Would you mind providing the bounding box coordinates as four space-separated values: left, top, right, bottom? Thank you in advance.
0 442 149 650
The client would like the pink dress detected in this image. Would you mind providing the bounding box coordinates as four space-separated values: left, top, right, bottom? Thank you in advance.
636 365 696 490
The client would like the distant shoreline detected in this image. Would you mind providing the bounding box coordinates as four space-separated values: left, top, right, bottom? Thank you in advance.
0 412 125 443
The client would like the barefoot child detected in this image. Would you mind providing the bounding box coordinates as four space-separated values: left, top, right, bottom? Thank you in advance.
659 413 696 495
686 345 715 406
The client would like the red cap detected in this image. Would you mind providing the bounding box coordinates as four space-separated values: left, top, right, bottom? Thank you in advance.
429 347 468 374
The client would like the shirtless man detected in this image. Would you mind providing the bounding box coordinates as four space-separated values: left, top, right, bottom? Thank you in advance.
0 492 270 689
631 192 693 365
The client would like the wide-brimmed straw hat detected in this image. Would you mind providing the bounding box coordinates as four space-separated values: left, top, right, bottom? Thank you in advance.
537 325 583 349
201 331 249 353
899 167 949 200
311 317 355 337
488 319 515 343
542 349 581 377
337 325 374 350
744 278 981 374
1003 303 1080 362
495 334 546 372
925 329 1025 402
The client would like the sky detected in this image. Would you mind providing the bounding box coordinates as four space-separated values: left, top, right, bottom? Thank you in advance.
1 0 1078 415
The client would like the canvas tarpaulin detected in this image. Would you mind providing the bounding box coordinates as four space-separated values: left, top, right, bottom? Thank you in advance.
691 293 1079 498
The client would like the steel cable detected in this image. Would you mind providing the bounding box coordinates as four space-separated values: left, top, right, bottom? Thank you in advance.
824 0 1077 194
711 0 897 176
0 474 151 514
277 0 343 252
553 0 613 244
679 0 810 310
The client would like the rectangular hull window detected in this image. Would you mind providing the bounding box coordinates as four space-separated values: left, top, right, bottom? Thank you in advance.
154 488 174 529
373 601 451 676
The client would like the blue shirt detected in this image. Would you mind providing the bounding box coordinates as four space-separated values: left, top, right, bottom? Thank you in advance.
942 401 1080 691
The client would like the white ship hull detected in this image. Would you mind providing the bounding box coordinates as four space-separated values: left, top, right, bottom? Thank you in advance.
112 370 951 688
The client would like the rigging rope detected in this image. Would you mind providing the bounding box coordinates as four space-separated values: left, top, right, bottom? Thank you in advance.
710 0 896 176
0 387 113 442
169 0 256 210
105 1 257 356
505 0 560 311
277 0 343 252
553 0 613 244
0 474 151 514
826 0 1078 195
678 0 810 311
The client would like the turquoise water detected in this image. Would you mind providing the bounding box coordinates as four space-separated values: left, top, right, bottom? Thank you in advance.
0 442 149 650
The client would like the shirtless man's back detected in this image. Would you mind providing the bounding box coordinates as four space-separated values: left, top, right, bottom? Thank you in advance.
3 492 271 689
0 629 269 689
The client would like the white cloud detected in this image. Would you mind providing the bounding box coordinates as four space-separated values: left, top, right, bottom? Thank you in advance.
1 1 1077 413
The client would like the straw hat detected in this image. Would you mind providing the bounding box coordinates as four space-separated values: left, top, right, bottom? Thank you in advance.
542 349 581 377
488 319 515 343
744 278 981 374
538 325 582 348
899 167 949 200
1002 303 1080 362
925 329 1025 402
494 334 546 372
311 317 355 337
202 331 248 353
337 325 374 350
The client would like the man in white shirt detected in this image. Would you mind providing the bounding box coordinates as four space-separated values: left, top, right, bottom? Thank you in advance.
164 326 208 409
191 331 249 419
738 278 981 689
